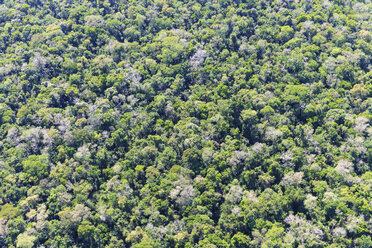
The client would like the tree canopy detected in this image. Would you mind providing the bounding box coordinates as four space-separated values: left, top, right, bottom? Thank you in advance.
0 0 371 247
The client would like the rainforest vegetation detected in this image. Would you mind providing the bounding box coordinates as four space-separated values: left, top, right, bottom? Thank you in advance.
0 0 371 247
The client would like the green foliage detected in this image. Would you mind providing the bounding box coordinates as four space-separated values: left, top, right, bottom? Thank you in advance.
0 0 370 247
16 233 36 248
0 204 21 219
22 154 49 184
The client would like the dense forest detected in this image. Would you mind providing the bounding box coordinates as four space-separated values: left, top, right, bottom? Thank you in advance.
0 0 371 247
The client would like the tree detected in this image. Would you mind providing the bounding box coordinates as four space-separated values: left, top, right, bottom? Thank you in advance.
16 233 36 248
22 154 49 184
77 220 95 246
0 204 21 220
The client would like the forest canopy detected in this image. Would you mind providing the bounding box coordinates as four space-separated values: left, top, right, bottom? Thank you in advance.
0 0 371 247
